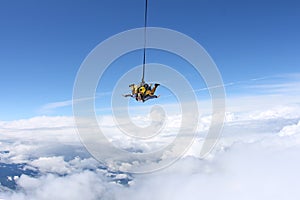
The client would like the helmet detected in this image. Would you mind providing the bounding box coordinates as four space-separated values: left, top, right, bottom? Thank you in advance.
138 86 146 94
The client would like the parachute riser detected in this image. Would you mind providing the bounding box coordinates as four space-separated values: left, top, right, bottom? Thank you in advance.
141 0 148 84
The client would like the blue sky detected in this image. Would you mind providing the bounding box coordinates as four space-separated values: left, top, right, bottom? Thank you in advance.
0 0 299 120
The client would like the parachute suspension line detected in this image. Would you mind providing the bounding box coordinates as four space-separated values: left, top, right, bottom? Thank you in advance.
141 0 148 84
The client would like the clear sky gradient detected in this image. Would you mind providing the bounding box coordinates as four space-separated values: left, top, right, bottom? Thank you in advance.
0 0 299 120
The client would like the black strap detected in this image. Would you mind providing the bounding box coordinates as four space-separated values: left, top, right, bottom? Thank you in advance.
141 0 148 84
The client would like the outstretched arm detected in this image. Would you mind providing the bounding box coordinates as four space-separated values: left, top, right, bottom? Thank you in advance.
122 94 133 98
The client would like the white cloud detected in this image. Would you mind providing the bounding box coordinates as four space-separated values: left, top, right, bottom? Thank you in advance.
0 116 74 131
4 137 296 200
279 120 300 136
1 114 300 200
39 92 111 114
1 74 300 199
247 82 300 94
40 100 73 113
109 120 300 200
29 157 71 175
249 106 300 120
14 171 111 200
236 73 300 94
0 116 78 144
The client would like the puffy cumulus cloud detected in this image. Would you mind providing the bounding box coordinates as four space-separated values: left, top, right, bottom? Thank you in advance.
1 99 300 199
0 155 128 200
0 116 83 164
97 112 211 156
1 171 114 200
279 120 300 137
248 106 300 120
28 156 101 175
109 103 300 200
114 133 300 200
29 156 71 175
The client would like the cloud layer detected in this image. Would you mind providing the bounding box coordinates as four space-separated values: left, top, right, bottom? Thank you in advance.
1 99 300 199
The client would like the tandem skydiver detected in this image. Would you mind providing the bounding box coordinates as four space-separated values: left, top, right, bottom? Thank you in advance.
123 83 160 102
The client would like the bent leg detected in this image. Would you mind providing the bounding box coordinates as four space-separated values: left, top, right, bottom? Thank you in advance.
150 83 160 95
143 95 158 102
